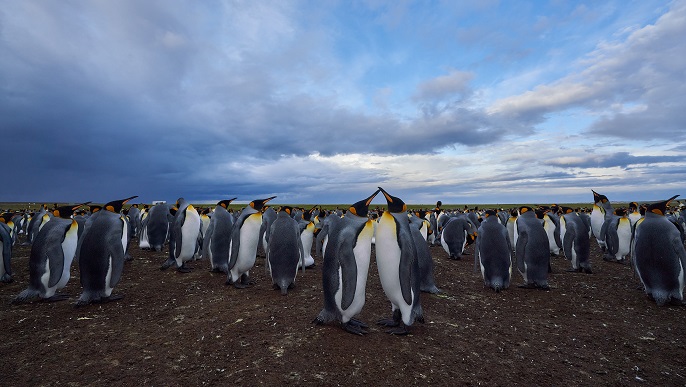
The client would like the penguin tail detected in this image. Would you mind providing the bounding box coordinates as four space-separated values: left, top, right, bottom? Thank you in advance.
651 290 670 306
12 288 40 304
492 279 503 293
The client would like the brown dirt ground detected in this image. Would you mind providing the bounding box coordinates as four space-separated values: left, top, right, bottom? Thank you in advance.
1 235 685 386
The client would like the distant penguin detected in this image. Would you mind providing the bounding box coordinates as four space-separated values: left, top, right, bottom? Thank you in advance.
440 215 476 260
540 207 561 256
161 198 201 272
259 206 277 258
506 209 517 252
205 199 236 274
197 207 212 259
13 203 89 302
145 202 173 252
266 206 305 295
628 202 642 227
590 190 613 250
25 205 48 245
127 204 141 238
0 213 14 283
476 210 512 292
375 187 424 335
604 208 632 263
515 206 550 289
313 190 380 335
138 205 151 249
298 206 317 268
633 195 686 306
559 207 592 273
226 196 276 288
75 196 137 306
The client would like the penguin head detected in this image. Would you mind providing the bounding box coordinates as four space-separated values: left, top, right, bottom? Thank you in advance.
647 195 679 216
278 206 293 215
250 196 276 211
415 210 428 219
90 205 102 214
519 206 534 215
436 200 442 209
592 190 609 204
317 209 327 219
218 198 237 209
614 208 627 216
560 206 575 214
378 187 406 213
53 202 91 219
348 189 381 217
0 213 12 223
629 201 639 210
302 206 317 221
483 209 497 218
104 196 138 214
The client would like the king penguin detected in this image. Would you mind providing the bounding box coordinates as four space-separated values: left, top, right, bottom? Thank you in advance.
313 190 380 335
266 206 305 295
13 203 90 303
144 203 172 252
297 206 317 268
590 190 613 250
440 214 477 260
0 213 15 283
75 196 137 307
604 208 632 263
226 196 276 288
161 198 201 273
475 210 512 292
515 206 550 289
375 187 424 335
559 207 592 273
633 195 686 306
204 198 236 274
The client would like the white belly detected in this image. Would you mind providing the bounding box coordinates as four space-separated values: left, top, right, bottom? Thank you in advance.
340 220 374 322
178 208 200 263
616 220 632 259
54 221 79 292
375 214 413 319
230 215 262 281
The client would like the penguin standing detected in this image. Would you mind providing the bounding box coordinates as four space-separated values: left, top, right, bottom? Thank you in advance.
604 208 632 263
13 203 89 303
127 204 141 238
161 198 201 273
541 207 562 256
506 209 517 252
375 187 424 335
75 196 137 306
559 207 592 273
24 205 48 245
0 213 15 283
590 190 613 250
410 218 440 294
204 198 236 273
633 195 686 306
138 205 151 249
226 196 276 288
475 210 512 292
259 206 277 258
515 206 550 289
145 202 173 252
266 206 305 295
313 190 379 335
297 206 317 268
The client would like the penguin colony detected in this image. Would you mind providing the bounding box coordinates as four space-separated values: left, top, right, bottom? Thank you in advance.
2 190 685 335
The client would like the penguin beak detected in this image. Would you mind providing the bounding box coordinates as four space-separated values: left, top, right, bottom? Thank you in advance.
72 201 91 211
365 189 381 206
377 187 393 203
122 196 139 205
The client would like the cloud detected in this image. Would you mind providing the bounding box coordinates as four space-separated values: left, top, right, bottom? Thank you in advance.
544 152 686 169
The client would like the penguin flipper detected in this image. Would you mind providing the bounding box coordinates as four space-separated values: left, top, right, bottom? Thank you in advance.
562 226 574 261
515 231 527 274
47 229 68 288
1 227 12 278
397 225 417 306
228 217 245 270
173 209 187 258
339 245 358 311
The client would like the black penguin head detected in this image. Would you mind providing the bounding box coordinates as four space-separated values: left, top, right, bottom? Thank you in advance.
560 206 575 214
510 209 518 217
415 210 427 219
218 198 237 209
629 201 638 210
250 196 276 211
104 196 138 214
484 209 497 218
53 202 91 219
436 200 442 209
0 213 12 223
535 209 545 219
90 205 102 214
647 195 679 216
378 187 406 213
592 190 609 204
519 206 534 214
348 189 381 217
303 206 317 221
614 208 627 216
317 209 327 219
279 206 293 215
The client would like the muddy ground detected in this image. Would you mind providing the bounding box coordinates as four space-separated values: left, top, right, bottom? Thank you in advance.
1 235 684 386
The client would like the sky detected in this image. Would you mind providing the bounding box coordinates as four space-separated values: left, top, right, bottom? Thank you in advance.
2 0 685 206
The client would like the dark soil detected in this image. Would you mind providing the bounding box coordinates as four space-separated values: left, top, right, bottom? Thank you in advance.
1 236 684 386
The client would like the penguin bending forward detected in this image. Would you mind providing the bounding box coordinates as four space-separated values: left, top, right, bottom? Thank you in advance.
75 196 137 307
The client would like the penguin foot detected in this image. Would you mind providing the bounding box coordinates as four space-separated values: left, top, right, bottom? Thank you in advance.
177 266 193 273
448 255 461 261
42 294 70 302
0 275 13 284
342 321 368 336
581 267 593 274
385 324 410 335
159 259 176 271
349 318 369 329
95 294 124 304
